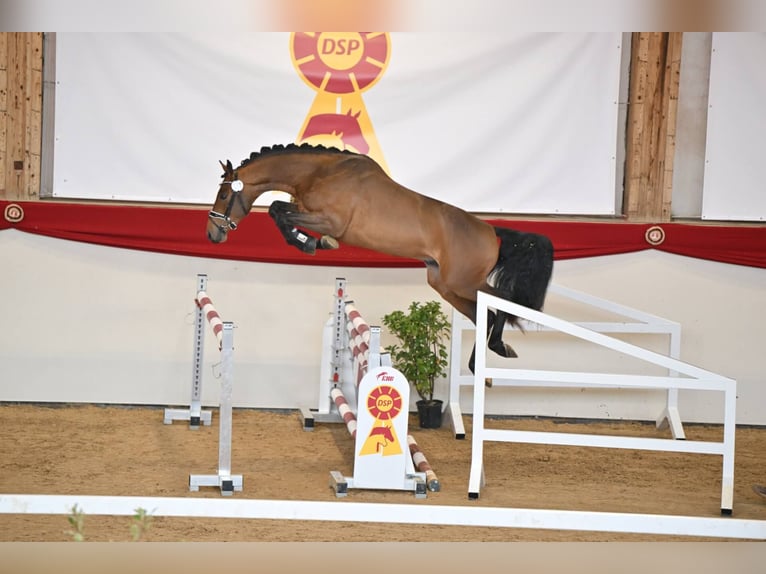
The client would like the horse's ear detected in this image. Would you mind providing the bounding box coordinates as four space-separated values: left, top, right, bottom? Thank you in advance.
219 160 234 175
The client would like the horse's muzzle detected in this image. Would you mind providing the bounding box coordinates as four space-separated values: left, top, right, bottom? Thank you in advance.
206 225 227 244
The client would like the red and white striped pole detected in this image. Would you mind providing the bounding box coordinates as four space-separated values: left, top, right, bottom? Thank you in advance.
196 290 223 349
344 302 370 386
407 435 440 491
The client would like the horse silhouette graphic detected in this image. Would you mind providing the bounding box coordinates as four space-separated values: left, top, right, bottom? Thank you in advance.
359 423 401 456
299 110 370 154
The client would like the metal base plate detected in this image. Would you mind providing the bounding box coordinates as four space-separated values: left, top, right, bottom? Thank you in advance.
189 474 243 496
329 470 427 499
164 408 213 427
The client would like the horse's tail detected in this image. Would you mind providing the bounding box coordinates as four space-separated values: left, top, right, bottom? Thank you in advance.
488 226 554 328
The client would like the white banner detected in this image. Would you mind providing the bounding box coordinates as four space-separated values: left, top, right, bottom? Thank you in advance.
52 33 622 214
702 32 766 222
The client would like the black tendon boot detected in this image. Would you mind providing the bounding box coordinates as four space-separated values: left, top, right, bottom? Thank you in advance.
286 227 318 254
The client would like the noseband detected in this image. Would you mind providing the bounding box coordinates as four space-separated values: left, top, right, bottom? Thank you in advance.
208 179 246 233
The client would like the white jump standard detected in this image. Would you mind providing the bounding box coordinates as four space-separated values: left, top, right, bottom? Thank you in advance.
163 273 214 428
188 319 243 496
166 274 243 496
468 290 737 515
303 278 439 497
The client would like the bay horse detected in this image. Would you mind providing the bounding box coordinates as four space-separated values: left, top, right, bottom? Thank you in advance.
206 143 554 372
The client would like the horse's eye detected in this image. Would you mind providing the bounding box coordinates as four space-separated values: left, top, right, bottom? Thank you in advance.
219 191 229 200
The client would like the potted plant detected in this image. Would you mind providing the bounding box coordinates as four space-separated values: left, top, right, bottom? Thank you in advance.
381 301 451 428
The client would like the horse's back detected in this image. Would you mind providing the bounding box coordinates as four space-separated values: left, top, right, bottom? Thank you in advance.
301 153 498 273
343 169 497 269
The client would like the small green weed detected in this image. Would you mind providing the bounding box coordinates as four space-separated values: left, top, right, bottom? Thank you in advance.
64 504 154 541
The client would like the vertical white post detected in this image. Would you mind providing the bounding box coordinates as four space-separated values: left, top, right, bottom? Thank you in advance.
163 274 212 427
369 326 381 369
218 322 234 481
331 278 347 388
189 319 243 495
663 324 685 438
316 316 335 416
189 274 207 427
721 382 737 514
301 278 350 428
468 293 488 498
447 310 467 439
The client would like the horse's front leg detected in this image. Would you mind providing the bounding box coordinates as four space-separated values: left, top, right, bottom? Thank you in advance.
268 201 339 255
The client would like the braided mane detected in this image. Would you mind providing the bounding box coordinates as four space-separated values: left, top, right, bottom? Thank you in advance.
237 143 354 169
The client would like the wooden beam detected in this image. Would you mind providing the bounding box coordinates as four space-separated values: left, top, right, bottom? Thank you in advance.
0 33 8 196
660 32 683 221
624 32 683 222
0 32 43 202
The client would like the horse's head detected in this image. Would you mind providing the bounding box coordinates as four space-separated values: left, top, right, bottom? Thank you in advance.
206 160 248 243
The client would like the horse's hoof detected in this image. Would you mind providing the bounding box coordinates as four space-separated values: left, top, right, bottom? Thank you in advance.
485 378 493 388
319 235 339 250
301 237 317 255
488 341 518 359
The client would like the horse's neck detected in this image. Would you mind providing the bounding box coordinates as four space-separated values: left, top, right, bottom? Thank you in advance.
245 154 327 196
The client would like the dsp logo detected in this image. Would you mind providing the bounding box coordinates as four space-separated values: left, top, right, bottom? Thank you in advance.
290 32 391 172
366 384 402 421
376 396 394 409
359 383 403 456
318 32 363 63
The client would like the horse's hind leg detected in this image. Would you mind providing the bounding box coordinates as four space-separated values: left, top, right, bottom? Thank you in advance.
467 309 494 374
425 262 503 377
466 309 517 370
487 309 518 359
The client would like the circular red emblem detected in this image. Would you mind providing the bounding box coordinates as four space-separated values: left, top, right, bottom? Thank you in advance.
645 225 665 246
291 32 390 94
3 203 24 224
366 385 402 421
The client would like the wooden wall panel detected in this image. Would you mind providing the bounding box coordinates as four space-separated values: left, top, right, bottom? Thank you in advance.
660 32 683 220
0 34 8 196
624 32 683 222
0 32 42 202
28 33 44 201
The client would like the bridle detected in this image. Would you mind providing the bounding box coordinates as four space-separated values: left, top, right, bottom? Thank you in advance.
208 179 247 233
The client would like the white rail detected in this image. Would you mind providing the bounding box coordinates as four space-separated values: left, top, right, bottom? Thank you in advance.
2 494 763 539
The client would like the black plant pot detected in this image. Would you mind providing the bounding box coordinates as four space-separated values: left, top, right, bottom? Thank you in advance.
416 399 443 429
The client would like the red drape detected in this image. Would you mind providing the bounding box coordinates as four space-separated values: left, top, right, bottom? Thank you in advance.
2 200 764 268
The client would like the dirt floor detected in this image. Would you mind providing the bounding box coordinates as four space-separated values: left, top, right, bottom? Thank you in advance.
1 403 765 541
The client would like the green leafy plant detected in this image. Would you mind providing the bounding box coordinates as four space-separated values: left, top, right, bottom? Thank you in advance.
382 300 451 403
64 505 153 541
65 504 85 542
130 507 154 541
